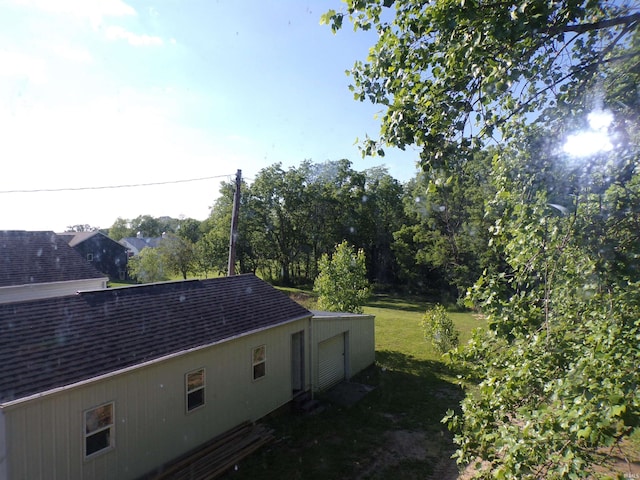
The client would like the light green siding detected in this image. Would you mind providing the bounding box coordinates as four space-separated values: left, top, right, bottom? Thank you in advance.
1 318 310 480
1 312 376 479
311 313 375 391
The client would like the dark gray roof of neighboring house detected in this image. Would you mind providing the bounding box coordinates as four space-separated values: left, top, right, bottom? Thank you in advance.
58 231 128 251
120 236 163 251
0 230 107 288
0 274 312 403
56 231 99 247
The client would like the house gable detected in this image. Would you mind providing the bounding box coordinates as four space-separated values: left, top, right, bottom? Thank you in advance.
0 274 311 405
0 231 106 287
59 231 129 280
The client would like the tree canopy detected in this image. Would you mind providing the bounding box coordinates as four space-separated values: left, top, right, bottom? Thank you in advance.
324 0 639 476
323 0 639 168
314 240 371 314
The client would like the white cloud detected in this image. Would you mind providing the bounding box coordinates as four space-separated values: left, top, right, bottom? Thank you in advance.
0 50 47 83
105 26 163 46
49 43 93 63
9 0 136 19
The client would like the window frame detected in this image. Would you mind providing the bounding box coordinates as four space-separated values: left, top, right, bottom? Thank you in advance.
185 368 206 413
252 345 266 381
84 401 115 459
86 253 93 262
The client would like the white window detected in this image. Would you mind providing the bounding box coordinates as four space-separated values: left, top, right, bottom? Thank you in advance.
84 402 114 458
86 253 93 261
186 368 205 412
252 345 266 380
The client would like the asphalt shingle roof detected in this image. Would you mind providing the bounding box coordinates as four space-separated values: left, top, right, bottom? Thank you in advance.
0 230 106 287
0 274 311 403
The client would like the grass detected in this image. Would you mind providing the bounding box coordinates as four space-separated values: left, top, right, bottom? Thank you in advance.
222 295 481 480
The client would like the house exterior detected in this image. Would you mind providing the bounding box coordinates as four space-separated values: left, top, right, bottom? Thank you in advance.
0 230 108 304
119 236 163 257
58 231 129 281
0 274 374 480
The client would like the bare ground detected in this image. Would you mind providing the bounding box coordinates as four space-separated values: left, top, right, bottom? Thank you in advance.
357 425 640 480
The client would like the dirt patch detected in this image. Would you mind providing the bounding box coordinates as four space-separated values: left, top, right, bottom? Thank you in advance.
354 430 428 479
354 426 639 479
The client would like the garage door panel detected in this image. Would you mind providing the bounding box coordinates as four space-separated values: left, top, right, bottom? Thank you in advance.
318 333 345 390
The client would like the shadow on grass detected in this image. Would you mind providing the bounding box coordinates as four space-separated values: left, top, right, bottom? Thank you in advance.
225 350 465 480
366 294 434 313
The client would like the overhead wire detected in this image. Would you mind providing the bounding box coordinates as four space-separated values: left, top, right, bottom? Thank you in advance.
0 174 235 194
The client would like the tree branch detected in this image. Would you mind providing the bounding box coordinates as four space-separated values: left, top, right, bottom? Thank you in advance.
559 12 640 35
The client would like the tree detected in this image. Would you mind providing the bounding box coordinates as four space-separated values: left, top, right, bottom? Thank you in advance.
358 166 407 286
127 247 167 283
65 224 99 232
325 0 640 476
395 149 499 301
446 143 640 477
158 234 195 280
176 217 202 244
109 217 134 241
323 0 639 168
130 215 163 237
314 240 370 314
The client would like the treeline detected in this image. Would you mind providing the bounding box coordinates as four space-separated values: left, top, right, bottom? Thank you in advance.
109 157 498 301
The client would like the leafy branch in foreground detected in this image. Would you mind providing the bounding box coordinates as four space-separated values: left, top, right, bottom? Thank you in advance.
323 0 639 167
445 142 640 478
324 1 640 475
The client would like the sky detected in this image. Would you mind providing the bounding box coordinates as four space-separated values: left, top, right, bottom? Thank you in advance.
0 0 421 232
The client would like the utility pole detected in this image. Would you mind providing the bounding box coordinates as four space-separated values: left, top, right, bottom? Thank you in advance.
227 169 241 276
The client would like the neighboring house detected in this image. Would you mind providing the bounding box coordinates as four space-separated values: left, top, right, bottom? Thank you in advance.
0 230 108 304
0 274 374 480
58 231 129 281
119 236 163 257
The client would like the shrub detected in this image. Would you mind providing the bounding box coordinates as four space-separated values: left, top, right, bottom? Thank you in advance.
421 304 459 354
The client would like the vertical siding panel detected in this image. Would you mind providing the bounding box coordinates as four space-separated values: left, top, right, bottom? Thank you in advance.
54 394 71 480
27 402 43 479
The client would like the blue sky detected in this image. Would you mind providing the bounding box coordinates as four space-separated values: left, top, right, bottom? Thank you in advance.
0 0 421 232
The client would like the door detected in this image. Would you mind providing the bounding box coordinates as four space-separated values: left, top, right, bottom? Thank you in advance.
291 331 305 394
318 333 346 390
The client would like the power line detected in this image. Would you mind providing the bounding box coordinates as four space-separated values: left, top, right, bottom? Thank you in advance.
0 174 234 194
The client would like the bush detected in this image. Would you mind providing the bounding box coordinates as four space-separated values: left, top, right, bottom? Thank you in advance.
421 304 459 354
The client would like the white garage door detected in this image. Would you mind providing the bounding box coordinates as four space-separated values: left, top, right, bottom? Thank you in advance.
318 333 345 390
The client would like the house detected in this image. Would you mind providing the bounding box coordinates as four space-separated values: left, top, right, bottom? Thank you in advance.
0 274 374 480
0 230 108 304
58 231 129 281
119 235 163 257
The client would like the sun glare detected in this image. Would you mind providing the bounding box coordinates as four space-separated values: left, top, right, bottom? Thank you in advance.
563 110 614 158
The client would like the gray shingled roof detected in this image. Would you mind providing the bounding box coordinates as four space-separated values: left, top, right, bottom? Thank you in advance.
0 230 106 287
0 274 311 403
56 231 99 247
120 236 163 252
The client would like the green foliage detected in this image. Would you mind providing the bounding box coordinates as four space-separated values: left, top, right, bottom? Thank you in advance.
325 0 640 476
127 247 168 283
234 160 407 286
158 233 195 280
108 217 132 241
394 149 500 299
445 147 640 477
325 0 638 169
314 240 370 313
421 304 459 354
